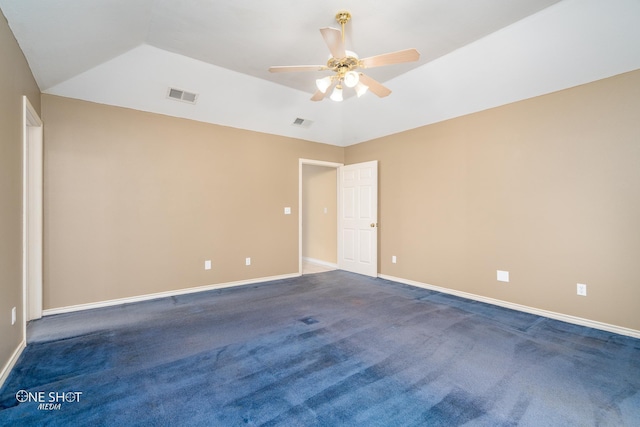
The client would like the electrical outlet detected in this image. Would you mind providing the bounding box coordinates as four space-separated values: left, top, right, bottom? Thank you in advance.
204 260 211 270
577 283 587 296
497 270 509 282
392 256 397 264
245 257 251 266
11 307 16 325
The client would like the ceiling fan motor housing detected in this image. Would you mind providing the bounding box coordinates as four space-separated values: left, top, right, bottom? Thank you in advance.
327 55 360 74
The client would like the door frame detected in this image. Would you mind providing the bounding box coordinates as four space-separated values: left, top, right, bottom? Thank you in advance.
298 159 343 275
23 96 43 333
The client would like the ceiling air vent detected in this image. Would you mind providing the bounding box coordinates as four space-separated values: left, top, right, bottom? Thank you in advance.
292 118 313 128
167 87 198 104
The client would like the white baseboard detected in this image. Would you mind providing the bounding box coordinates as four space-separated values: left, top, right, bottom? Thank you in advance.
0 339 26 390
302 257 338 269
43 273 301 317
38 271 640 338
379 274 640 339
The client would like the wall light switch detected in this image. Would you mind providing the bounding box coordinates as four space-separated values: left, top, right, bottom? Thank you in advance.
245 257 251 266
11 307 16 325
392 256 397 264
497 270 509 282
284 207 291 215
204 260 211 270
324 207 328 214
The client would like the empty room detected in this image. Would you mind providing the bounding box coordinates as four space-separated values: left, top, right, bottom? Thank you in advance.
1 1 639 425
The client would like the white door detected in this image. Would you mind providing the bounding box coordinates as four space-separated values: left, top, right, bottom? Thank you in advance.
338 161 378 277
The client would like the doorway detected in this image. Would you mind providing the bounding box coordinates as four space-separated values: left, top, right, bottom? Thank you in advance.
298 159 379 277
23 96 43 330
299 159 342 275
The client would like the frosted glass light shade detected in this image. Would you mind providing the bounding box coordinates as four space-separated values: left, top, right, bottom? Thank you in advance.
355 82 369 97
330 85 343 102
315 76 332 93
344 71 359 88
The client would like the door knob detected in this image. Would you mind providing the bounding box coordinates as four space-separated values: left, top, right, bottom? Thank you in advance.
370 223 378 228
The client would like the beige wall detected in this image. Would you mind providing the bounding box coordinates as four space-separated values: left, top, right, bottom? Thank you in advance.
42 71 640 331
0 11 41 375
302 165 337 263
42 95 343 309
3 10 637 359
346 70 640 331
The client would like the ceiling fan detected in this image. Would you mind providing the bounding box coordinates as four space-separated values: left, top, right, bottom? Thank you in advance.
268 10 420 102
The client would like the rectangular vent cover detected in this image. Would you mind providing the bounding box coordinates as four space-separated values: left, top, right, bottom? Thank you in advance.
167 87 198 104
292 118 313 128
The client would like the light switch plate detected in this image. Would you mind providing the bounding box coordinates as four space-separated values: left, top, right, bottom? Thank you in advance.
284 207 291 215
245 257 251 266
204 260 211 270
497 270 509 282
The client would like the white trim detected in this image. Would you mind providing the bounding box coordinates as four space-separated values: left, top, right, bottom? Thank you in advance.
42 273 301 316
302 257 338 269
379 274 640 339
299 159 344 168
23 96 44 322
298 159 343 275
22 96 43 340
0 340 26 390
24 99 42 127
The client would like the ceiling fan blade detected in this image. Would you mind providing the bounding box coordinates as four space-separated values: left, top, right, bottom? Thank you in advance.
310 81 335 101
310 90 327 102
360 48 420 69
320 27 346 59
359 74 392 98
269 65 327 73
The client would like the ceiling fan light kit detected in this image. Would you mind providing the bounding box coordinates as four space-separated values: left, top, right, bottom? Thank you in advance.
343 71 360 88
330 85 344 102
268 10 420 102
315 76 332 93
355 81 369 98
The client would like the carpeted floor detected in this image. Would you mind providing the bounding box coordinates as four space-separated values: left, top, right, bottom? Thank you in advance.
1 271 639 426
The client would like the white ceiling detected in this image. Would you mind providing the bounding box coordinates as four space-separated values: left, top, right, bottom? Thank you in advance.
2 0 640 146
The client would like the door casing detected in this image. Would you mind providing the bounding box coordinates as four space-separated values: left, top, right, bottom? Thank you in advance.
23 96 43 330
298 159 343 275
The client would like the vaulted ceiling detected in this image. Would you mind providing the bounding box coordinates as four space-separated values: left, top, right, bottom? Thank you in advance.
2 0 639 146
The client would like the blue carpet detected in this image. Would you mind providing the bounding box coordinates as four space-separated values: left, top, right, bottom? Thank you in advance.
1 271 639 426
